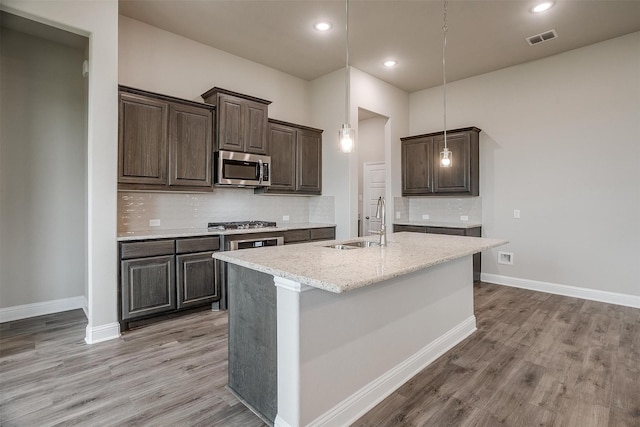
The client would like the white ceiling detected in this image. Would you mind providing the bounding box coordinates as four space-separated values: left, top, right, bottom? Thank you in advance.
119 0 640 93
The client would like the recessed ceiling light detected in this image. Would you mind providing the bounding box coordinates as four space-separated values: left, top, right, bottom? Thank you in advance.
531 2 554 13
314 22 332 31
383 60 397 67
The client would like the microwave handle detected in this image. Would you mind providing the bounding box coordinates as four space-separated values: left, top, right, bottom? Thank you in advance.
258 160 264 184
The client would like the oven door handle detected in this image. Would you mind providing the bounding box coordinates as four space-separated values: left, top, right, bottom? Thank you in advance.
258 160 264 185
229 236 284 250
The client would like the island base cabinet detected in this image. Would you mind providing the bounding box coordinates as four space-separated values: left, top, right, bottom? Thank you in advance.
120 256 176 320
227 264 277 424
176 252 219 309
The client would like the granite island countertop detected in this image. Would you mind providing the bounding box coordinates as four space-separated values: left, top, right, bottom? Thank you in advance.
117 222 336 241
214 231 507 293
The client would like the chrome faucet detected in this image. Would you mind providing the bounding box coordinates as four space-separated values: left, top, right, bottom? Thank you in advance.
371 196 387 246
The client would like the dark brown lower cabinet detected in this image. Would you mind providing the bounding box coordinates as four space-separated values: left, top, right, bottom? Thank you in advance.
121 255 176 320
283 226 336 244
177 252 218 309
119 236 221 330
394 224 482 281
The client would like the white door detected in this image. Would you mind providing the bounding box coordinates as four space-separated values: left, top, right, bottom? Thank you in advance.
362 162 386 236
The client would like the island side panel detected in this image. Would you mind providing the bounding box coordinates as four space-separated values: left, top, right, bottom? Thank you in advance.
283 256 475 426
227 263 277 424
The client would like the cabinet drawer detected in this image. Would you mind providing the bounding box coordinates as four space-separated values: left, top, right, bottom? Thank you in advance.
310 227 335 241
284 229 311 244
426 227 465 236
176 236 220 254
120 240 175 259
394 225 427 233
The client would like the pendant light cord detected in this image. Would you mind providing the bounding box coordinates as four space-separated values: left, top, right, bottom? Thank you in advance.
345 0 350 125
443 0 448 149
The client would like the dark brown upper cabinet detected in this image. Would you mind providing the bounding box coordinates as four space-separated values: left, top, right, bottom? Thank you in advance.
169 103 213 187
118 92 169 186
201 87 271 155
262 119 323 195
118 86 214 191
401 127 480 197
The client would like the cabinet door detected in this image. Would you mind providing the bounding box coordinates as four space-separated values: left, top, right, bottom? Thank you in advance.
244 100 268 154
268 123 296 192
169 104 213 187
176 252 219 309
296 129 322 194
394 224 427 233
121 255 175 320
402 137 433 195
433 132 473 194
118 93 168 185
217 94 244 152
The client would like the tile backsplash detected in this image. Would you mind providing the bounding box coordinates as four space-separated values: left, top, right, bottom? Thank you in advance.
394 196 482 223
118 189 335 232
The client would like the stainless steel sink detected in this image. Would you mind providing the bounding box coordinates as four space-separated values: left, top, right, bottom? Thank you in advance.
345 241 380 248
324 241 381 250
325 244 359 250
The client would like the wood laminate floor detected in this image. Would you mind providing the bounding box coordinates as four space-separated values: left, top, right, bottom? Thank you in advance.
1 283 638 426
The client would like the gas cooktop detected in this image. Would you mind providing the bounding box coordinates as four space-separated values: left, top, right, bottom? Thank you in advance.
207 221 277 230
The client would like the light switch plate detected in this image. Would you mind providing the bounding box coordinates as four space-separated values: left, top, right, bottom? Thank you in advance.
460 215 469 221
513 209 521 219
282 215 290 221
149 219 161 227
422 214 430 220
395 211 401 219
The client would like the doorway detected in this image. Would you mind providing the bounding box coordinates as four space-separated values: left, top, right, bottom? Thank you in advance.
357 108 387 236
0 12 89 322
362 162 386 236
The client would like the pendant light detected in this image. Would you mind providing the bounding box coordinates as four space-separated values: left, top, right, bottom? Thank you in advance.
440 0 452 167
338 0 354 153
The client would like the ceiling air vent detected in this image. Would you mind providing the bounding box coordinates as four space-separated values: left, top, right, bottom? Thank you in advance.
526 29 558 46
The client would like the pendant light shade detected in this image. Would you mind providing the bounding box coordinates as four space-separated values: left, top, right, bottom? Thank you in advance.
440 0 452 168
338 0 354 153
339 124 354 153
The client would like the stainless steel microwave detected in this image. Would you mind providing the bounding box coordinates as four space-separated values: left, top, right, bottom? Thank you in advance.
214 150 271 187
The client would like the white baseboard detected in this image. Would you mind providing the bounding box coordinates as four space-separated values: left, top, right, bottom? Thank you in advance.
84 322 121 344
306 315 477 427
0 296 86 323
481 273 640 309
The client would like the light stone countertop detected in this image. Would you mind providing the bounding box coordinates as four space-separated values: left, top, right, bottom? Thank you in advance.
214 231 507 293
394 220 482 229
117 223 336 241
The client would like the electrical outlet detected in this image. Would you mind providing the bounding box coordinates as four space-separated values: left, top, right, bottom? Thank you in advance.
422 214 430 220
395 211 401 219
513 209 521 219
282 215 290 221
149 219 161 227
460 215 469 221
498 251 514 265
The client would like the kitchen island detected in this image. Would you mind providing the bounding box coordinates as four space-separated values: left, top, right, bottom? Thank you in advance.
214 231 507 427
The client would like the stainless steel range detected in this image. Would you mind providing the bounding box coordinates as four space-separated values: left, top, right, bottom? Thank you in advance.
212 220 284 309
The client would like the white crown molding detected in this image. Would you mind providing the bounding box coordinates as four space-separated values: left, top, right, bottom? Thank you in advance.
481 273 640 309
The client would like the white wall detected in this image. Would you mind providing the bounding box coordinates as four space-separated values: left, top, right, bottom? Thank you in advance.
351 68 410 235
119 15 312 126
409 32 640 298
2 0 120 342
0 25 86 308
309 67 409 239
